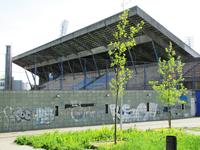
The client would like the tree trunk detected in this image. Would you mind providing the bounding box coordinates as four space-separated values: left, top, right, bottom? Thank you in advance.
120 95 123 130
168 105 171 128
114 95 118 144
114 89 119 144
114 69 119 145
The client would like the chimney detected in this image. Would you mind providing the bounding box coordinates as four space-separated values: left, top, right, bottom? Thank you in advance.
5 45 12 90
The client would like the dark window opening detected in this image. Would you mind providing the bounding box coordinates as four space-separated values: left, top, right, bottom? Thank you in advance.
163 106 168 112
147 102 149 112
65 103 95 109
55 106 59 116
105 104 109 114
81 103 95 107
181 104 185 110
65 104 73 108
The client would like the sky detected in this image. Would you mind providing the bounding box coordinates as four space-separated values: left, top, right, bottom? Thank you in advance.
0 0 200 80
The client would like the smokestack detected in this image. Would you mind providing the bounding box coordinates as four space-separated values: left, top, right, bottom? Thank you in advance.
5 45 12 90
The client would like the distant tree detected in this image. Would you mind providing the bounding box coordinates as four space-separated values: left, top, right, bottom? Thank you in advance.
108 10 144 144
149 42 187 128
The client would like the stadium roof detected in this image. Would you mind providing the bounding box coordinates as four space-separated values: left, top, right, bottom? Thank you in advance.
13 6 200 71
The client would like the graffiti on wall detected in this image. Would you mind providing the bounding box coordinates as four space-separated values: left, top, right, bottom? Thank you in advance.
35 107 54 125
109 103 158 122
1 107 54 125
0 106 55 125
71 109 96 122
65 103 97 122
13 108 32 122
0 106 13 127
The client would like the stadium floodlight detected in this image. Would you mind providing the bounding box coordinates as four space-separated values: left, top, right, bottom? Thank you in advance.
121 0 134 10
60 20 69 37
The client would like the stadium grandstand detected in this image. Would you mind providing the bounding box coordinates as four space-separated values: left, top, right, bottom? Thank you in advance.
13 6 200 91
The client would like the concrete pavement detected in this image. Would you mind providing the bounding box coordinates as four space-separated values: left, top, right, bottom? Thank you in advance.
0 117 200 150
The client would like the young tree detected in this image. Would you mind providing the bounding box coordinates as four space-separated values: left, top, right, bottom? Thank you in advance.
108 10 144 144
149 42 187 128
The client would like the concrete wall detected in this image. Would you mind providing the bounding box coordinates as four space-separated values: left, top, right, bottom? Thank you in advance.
0 90 193 132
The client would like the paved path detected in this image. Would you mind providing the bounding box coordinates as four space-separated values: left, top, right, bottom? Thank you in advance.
0 117 200 150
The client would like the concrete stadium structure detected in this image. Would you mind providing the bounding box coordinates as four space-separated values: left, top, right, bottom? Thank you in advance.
13 6 200 91
0 6 199 132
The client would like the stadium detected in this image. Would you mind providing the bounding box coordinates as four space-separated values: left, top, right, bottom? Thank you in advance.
13 6 200 91
0 6 199 132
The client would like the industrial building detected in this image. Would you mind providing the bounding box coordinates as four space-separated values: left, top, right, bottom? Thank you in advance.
0 79 29 91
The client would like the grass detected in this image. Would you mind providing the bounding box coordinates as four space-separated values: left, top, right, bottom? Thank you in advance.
15 127 200 150
184 127 200 132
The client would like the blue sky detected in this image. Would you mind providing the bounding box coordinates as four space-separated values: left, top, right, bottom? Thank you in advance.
0 0 200 80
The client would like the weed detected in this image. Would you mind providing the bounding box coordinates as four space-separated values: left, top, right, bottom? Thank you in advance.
15 127 200 150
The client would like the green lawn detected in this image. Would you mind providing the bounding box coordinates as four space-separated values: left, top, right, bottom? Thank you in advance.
184 127 200 132
15 127 200 150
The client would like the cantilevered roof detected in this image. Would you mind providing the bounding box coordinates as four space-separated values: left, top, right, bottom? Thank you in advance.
13 6 200 70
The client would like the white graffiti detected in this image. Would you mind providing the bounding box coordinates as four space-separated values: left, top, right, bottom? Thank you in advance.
13 108 32 122
0 106 13 125
109 102 158 122
69 105 96 122
35 107 54 125
71 109 96 122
